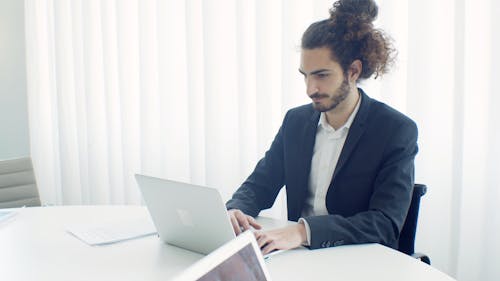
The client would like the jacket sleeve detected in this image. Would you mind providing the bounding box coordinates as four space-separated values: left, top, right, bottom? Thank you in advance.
304 119 418 249
225 113 289 217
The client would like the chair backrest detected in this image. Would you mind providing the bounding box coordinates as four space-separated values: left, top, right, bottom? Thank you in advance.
0 157 41 208
398 183 427 255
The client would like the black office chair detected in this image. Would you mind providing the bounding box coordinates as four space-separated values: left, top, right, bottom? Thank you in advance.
398 183 431 265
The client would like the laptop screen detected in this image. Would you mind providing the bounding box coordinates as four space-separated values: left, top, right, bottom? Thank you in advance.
174 231 272 281
135 174 236 255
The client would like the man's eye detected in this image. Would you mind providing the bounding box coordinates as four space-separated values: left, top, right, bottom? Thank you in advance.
317 73 329 78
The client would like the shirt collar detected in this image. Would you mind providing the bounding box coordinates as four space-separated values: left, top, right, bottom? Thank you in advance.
317 94 362 131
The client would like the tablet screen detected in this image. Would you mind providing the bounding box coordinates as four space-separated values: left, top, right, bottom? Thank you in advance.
197 243 267 281
174 231 272 281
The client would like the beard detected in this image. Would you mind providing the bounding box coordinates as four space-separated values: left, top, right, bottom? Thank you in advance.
310 78 350 112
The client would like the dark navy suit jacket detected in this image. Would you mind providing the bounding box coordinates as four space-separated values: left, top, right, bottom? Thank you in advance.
226 89 418 250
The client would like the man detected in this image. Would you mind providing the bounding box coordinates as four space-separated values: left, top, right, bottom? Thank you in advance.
226 0 418 255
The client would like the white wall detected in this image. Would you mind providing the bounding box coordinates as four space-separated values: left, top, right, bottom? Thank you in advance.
0 0 30 159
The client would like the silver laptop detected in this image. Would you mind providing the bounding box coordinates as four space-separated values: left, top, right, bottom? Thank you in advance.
135 174 236 255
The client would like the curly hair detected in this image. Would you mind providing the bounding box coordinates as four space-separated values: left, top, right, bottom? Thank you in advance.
301 0 396 79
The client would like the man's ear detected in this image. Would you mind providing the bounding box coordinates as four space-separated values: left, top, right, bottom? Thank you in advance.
348 60 362 83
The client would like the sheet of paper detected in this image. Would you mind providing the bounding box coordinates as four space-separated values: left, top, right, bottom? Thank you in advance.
67 218 157 246
0 210 17 226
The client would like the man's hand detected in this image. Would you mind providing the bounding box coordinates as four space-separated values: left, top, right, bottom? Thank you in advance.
227 209 262 235
254 222 307 255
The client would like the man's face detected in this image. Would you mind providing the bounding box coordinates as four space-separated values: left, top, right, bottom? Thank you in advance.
299 47 351 113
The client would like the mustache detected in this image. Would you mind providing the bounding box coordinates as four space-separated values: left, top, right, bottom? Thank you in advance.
309 93 329 99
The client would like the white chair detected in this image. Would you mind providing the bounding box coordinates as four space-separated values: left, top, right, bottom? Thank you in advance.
0 157 41 208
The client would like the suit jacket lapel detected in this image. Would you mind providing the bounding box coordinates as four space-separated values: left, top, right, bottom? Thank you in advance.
301 109 320 176
332 90 372 181
293 108 319 217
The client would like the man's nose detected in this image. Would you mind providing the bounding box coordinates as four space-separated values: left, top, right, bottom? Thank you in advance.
306 79 319 96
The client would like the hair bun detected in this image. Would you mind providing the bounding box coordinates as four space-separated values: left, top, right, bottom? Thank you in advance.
330 0 378 23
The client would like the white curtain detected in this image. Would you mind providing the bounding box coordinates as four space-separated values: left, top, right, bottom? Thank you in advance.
24 0 500 280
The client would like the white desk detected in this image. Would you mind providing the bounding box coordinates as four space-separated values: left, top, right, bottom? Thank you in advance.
0 206 455 281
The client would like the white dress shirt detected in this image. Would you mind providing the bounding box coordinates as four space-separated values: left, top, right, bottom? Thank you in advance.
299 95 362 245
